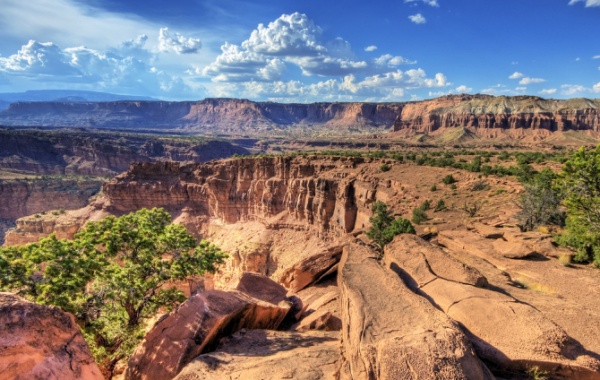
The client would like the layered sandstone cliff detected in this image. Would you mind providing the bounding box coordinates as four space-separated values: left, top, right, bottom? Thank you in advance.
0 178 101 220
393 94 600 133
0 178 102 244
102 156 370 237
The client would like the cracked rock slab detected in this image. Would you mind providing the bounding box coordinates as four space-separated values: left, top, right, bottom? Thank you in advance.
338 242 493 380
126 286 291 380
0 292 103 380
384 235 600 378
174 329 340 380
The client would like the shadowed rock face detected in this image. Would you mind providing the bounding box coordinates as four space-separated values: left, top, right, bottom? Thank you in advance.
0 292 103 380
0 129 251 177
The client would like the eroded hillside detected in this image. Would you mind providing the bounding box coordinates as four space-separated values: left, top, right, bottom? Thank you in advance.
5 155 600 379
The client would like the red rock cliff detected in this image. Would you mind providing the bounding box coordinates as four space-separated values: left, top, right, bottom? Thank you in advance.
103 156 371 236
393 94 600 133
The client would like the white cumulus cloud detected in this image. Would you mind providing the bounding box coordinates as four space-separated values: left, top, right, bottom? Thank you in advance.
455 85 473 93
374 54 417 67
509 71 545 85
0 38 194 97
593 82 600 93
408 14 427 24
561 84 588 95
539 88 557 95
0 40 79 75
519 77 546 85
242 13 325 57
197 12 451 101
568 0 600 7
202 43 285 82
509 71 524 79
158 28 201 54
405 0 439 6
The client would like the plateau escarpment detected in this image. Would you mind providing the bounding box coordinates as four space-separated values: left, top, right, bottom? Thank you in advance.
1 95 600 142
0 99 403 135
393 94 600 133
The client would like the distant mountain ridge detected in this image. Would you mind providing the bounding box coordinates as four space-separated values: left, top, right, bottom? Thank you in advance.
0 90 157 110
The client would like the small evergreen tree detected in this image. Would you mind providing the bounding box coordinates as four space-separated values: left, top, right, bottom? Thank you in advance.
367 201 415 251
0 207 227 377
516 169 563 232
557 146 600 265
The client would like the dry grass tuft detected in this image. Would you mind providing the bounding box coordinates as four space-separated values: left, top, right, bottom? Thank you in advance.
513 276 556 294
558 253 572 267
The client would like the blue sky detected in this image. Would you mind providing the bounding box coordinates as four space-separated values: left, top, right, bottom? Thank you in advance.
0 0 598 102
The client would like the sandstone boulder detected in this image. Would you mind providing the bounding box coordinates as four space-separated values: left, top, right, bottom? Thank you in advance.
295 290 341 332
438 228 507 269
385 235 600 378
492 238 536 259
225 272 288 305
174 329 340 380
0 292 103 380
503 231 562 258
472 222 505 239
126 287 291 380
279 245 343 292
295 310 341 332
338 242 493 380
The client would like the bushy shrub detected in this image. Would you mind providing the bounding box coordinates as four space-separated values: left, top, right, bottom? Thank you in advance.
367 201 415 250
471 181 490 191
461 201 481 217
434 199 447 212
442 174 457 185
412 205 428 224
516 169 563 232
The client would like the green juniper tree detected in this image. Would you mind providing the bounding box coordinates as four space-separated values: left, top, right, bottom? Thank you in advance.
367 201 415 252
0 207 227 377
556 145 600 266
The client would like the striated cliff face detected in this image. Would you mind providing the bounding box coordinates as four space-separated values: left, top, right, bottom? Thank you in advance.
0 178 102 244
393 94 600 133
103 156 372 237
0 178 102 220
